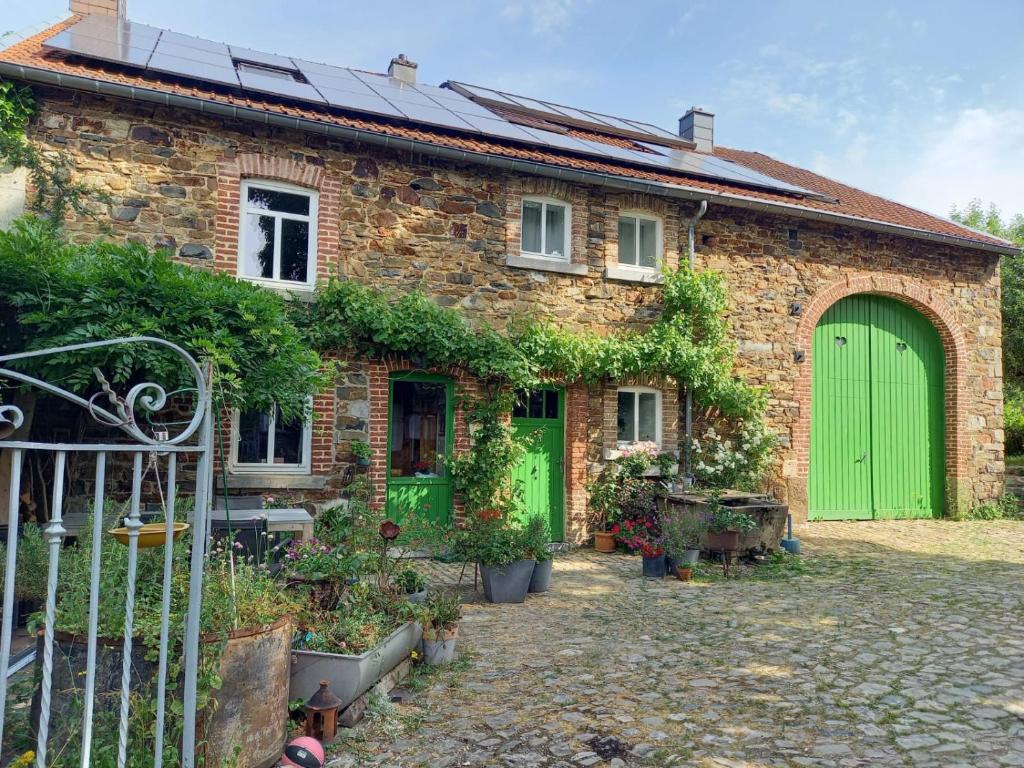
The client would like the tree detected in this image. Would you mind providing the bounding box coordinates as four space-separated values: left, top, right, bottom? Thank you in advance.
950 199 1024 384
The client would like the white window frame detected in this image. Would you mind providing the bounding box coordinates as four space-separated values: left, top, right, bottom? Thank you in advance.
617 212 663 271
229 401 313 475
237 178 318 290
520 195 572 262
616 386 662 448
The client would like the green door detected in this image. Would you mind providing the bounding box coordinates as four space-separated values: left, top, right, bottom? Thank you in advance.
386 373 454 526
810 295 944 520
511 388 565 542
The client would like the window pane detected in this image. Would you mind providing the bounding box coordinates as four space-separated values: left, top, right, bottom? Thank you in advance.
273 408 305 464
247 186 310 216
237 410 271 463
512 391 528 418
280 219 310 283
521 201 542 253
638 392 658 443
544 390 559 419
618 216 637 265
544 204 566 258
638 218 658 268
243 213 275 279
617 391 635 443
390 381 448 477
528 390 544 419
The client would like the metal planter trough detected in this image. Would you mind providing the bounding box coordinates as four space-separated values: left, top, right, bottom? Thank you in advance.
289 621 422 709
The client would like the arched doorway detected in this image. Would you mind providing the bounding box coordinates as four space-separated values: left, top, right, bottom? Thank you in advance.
809 294 945 519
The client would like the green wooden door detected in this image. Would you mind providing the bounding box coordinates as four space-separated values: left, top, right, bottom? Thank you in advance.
810 295 944 520
386 373 454 526
511 388 565 542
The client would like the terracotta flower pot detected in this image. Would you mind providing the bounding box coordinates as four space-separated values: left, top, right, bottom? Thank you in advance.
593 531 616 553
675 566 694 582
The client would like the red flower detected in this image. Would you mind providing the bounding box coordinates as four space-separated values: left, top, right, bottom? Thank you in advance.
378 520 401 540
610 523 621 535
645 521 652 528
479 508 501 522
624 520 634 531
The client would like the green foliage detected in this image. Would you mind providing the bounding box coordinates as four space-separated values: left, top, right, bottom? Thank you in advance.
447 391 530 515
964 493 1023 521
351 439 373 460
395 566 426 595
1006 385 1024 456
0 80 100 224
522 514 552 562
951 199 1024 384
703 493 757 533
296 267 763 418
586 446 662 530
661 507 705 556
422 589 461 632
0 217 326 418
449 513 530 567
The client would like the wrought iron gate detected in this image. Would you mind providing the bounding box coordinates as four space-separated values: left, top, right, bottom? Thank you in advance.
0 337 213 767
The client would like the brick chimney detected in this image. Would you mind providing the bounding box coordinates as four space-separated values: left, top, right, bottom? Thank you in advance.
679 106 714 153
387 54 417 85
70 0 126 18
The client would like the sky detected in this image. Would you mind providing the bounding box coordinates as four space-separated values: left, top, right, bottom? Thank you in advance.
6 0 1024 219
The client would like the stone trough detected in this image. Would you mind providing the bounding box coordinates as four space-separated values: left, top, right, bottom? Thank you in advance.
660 490 789 555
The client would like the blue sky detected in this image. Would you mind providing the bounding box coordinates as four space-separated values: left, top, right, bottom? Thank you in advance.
7 0 1024 218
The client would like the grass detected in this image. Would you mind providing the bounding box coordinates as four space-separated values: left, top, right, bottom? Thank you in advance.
1006 454 1024 468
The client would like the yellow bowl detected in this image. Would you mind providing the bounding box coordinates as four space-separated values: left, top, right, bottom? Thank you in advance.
109 522 189 549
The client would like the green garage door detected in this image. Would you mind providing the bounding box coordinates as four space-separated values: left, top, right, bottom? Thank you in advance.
810 295 945 520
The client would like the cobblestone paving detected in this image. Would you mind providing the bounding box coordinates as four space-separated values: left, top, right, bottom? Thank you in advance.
344 521 1024 767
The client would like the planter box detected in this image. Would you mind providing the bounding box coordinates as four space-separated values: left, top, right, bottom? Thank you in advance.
660 492 788 555
289 621 422 710
480 560 535 603
528 559 553 593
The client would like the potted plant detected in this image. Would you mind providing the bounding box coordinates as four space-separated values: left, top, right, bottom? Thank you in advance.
640 541 667 578
522 516 554 593
661 506 704 571
703 493 757 551
395 566 427 603
674 562 695 582
420 590 461 665
281 536 358 610
351 440 372 467
453 514 534 603
586 472 619 553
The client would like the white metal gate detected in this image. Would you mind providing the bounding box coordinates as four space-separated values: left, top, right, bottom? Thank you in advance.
0 337 213 767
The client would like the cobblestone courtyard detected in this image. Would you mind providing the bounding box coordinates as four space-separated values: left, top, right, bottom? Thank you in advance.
348 521 1024 767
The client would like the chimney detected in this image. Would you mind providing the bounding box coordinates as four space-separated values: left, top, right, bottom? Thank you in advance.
70 0 126 17
387 54 417 85
679 106 714 153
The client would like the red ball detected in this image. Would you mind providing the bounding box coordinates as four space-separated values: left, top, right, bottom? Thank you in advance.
281 736 325 768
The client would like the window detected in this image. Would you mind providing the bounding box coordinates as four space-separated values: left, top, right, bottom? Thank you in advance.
234 60 303 81
239 180 317 288
617 387 661 447
512 389 560 420
232 404 312 473
617 213 661 269
521 197 570 261
389 380 449 478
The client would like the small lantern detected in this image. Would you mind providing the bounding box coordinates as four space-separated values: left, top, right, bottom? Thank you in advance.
305 680 342 744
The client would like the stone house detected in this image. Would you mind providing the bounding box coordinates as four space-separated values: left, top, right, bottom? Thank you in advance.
0 0 1013 539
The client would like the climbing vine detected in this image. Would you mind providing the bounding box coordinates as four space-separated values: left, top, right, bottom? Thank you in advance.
0 80 100 225
295 266 764 418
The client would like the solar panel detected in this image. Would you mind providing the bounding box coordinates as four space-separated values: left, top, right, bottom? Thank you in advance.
41 17 827 200
42 14 160 68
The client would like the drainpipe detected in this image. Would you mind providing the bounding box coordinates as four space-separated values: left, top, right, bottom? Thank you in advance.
683 200 708 486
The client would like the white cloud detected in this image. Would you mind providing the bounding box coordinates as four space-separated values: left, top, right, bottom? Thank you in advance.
499 0 583 40
893 108 1024 217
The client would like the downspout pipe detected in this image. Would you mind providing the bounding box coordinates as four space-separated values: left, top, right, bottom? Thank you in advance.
683 200 708 486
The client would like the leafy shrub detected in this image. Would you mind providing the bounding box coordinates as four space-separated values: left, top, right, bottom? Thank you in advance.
966 493 1023 520
1005 388 1024 456
691 420 776 491
395 566 426 595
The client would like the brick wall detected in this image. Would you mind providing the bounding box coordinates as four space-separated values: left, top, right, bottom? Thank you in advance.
22 87 1004 528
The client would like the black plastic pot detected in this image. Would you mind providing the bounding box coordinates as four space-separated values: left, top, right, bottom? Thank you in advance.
528 559 552 593
641 555 667 578
480 559 535 603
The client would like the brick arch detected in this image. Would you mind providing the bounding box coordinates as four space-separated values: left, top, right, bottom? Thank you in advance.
791 275 968 513
214 153 340 281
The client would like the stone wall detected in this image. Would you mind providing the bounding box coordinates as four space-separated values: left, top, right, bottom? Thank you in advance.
19 86 1005 528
